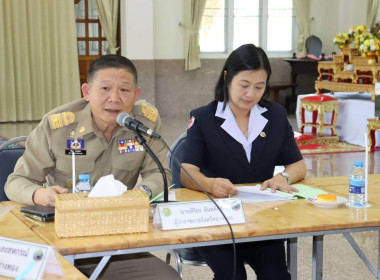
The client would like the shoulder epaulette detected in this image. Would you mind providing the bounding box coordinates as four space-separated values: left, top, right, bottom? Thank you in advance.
140 102 158 122
48 112 75 129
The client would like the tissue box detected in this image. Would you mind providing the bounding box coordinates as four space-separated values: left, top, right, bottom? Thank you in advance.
55 190 149 237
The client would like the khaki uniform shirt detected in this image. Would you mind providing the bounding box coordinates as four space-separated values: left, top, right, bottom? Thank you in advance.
5 99 171 205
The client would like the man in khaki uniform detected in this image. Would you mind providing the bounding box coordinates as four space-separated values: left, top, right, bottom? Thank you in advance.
5 98 167 205
5 55 180 280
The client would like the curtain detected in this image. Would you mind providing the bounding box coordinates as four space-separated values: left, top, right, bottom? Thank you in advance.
183 0 206 71
95 0 119 54
292 0 311 55
0 0 80 122
367 0 380 28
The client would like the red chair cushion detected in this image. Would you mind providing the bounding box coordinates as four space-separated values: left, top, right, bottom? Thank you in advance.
301 94 337 102
294 134 316 142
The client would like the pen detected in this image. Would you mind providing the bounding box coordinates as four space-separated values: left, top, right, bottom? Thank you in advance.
150 184 175 203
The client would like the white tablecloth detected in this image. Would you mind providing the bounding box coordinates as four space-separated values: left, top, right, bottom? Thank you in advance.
295 92 379 147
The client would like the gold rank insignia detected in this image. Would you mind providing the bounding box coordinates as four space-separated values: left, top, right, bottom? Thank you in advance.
79 126 85 133
69 129 75 138
141 102 158 122
260 132 266 137
48 112 75 129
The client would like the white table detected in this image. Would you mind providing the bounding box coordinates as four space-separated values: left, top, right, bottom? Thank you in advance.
295 92 379 147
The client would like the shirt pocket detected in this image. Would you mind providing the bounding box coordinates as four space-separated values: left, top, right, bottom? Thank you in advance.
111 150 145 172
55 155 95 177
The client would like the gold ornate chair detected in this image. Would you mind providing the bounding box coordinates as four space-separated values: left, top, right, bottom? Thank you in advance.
299 94 338 137
367 118 380 152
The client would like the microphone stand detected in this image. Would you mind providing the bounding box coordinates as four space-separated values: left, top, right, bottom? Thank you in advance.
134 130 169 202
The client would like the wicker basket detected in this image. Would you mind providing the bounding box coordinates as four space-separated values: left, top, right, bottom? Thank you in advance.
55 190 149 237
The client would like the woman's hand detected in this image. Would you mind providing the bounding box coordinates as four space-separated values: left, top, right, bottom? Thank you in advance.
181 163 239 198
210 178 239 198
260 174 299 194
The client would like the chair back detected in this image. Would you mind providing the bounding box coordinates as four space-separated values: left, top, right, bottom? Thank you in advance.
0 136 27 201
165 132 211 272
167 132 187 188
305 35 322 57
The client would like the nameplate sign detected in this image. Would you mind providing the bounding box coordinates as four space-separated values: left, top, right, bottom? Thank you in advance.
0 237 63 280
156 198 246 230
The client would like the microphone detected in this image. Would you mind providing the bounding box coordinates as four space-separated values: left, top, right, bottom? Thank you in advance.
117 112 161 139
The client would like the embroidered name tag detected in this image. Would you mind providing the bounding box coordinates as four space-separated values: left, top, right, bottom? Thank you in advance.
65 149 86 155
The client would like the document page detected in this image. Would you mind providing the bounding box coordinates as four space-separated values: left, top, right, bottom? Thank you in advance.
234 184 328 204
234 185 292 203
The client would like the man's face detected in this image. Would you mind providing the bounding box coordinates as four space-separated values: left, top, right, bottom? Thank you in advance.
82 68 141 131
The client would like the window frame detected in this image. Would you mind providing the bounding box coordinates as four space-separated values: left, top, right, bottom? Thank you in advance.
200 0 298 58
75 0 108 57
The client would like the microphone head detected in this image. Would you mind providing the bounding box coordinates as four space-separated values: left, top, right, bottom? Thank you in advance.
116 112 130 126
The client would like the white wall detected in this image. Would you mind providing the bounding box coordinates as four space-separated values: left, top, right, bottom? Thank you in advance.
121 0 184 59
121 0 375 60
310 0 367 55
121 0 154 59
153 0 185 59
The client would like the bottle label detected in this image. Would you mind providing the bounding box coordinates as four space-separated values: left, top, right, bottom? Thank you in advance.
349 178 365 194
74 182 92 193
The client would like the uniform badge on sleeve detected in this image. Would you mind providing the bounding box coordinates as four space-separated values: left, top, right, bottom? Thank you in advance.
118 139 144 154
48 112 75 129
141 102 158 122
187 116 195 129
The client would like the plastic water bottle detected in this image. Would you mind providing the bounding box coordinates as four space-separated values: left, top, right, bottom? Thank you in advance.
74 174 92 193
348 161 366 207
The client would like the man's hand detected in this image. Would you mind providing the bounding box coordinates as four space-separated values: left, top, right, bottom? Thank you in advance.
32 186 69 206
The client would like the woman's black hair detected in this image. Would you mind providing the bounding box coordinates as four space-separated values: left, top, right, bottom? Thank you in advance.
87 54 138 84
214 44 272 110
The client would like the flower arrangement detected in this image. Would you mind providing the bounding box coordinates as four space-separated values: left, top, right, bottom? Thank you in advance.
333 24 380 55
348 24 368 39
355 33 380 53
333 33 352 47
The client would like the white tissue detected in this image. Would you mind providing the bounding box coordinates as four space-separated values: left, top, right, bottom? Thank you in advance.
88 174 127 197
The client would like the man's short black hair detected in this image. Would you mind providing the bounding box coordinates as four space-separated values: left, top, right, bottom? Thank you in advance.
87 55 138 84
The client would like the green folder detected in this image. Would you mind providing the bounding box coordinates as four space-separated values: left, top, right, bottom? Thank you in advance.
275 184 327 199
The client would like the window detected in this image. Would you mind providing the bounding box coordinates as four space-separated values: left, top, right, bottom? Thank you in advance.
199 0 296 57
74 0 121 85
75 0 109 56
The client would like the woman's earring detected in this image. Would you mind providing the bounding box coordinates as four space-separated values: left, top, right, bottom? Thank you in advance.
223 70 227 81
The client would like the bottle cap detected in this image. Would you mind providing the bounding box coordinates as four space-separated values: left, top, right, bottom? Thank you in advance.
78 173 90 180
354 161 363 167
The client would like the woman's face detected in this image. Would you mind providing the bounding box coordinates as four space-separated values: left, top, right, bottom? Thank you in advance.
227 69 267 115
